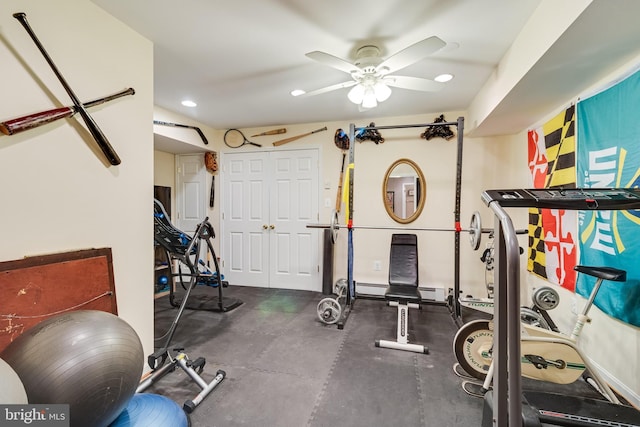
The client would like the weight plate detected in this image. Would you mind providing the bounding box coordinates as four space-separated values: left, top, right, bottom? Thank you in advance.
334 278 347 295
532 286 560 311
317 297 342 324
469 211 482 251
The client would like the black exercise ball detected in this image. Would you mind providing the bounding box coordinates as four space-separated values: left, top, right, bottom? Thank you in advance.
1 310 144 427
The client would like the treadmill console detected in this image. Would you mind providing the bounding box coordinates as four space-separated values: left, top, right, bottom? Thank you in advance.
482 188 640 210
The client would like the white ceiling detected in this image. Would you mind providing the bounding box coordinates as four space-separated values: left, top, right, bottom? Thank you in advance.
92 0 640 136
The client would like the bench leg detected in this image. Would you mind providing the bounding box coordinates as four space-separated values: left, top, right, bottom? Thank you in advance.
375 301 428 354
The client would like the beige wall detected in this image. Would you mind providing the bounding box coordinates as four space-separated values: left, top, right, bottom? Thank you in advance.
0 0 154 361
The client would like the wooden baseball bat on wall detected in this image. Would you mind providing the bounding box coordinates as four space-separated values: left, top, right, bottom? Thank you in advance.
251 128 286 137
272 126 327 146
13 12 121 165
0 88 135 135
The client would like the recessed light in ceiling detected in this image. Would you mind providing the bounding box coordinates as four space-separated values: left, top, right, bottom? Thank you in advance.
290 89 306 97
434 73 454 83
181 100 197 107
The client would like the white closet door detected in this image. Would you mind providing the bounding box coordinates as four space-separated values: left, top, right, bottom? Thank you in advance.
269 150 319 290
223 152 270 287
221 149 320 291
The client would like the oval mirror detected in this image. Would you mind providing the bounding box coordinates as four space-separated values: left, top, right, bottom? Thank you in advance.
382 158 426 224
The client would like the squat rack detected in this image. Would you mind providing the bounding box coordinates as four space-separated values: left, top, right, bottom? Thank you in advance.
339 116 465 328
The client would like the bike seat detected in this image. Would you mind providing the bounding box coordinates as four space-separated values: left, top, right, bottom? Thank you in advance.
574 265 626 282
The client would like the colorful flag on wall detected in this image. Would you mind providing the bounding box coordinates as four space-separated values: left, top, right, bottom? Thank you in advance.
576 70 640 327
527 107 577 290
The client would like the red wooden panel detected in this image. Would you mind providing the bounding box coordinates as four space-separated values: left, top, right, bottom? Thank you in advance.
0 248 117 352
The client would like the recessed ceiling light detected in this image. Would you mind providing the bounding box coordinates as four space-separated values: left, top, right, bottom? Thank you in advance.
434 73 454 83
291 89 306 97
181 100 197 107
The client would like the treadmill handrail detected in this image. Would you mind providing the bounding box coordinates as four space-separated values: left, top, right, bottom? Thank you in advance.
486 199 523 427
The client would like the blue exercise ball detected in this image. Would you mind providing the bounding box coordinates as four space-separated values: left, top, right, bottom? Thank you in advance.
109 393 189 427
0 310 144 427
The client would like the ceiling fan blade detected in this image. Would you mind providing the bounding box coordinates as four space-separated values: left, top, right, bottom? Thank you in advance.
377 36 446 75
298 80 357 97
306 51 359 74
383 75 444 92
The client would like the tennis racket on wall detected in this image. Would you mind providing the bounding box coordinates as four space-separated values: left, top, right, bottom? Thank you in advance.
223 129 262 148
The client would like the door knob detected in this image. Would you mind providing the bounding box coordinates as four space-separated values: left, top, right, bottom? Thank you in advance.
263 224 268 229
269 225 275 229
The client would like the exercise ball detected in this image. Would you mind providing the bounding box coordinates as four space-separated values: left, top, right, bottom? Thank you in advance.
157 275 169 286
109 393 189 427
0 310 144 427
0 357 27 403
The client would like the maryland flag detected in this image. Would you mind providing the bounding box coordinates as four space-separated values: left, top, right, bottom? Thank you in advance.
527 106 577 291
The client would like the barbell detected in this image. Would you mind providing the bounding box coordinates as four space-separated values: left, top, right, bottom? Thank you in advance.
309 211 488 250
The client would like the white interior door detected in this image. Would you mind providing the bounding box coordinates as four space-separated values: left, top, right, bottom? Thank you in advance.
223 152 270 287
269 150 319 290
175 154 207 232
221 149 320 291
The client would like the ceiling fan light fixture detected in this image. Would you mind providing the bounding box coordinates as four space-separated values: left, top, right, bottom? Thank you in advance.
373 82 392 102
181 100 197 107
362 86 378 109
290 89 306 97
347 84 365 104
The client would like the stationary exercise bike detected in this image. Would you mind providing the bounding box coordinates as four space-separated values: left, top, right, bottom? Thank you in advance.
454 264 626 404
456 233 559 331
453 235 560 388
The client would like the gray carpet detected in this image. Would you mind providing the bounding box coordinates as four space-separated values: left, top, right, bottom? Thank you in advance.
145 285 484 426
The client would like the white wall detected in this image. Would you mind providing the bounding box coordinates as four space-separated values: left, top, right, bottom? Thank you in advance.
0 0 154 361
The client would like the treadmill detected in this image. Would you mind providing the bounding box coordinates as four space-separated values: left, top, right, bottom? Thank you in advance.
480 188 640 427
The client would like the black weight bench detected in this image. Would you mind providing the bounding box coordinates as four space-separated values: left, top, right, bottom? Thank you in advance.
375 234 428 354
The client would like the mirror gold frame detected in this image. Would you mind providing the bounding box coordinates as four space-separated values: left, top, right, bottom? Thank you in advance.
382 158 426 224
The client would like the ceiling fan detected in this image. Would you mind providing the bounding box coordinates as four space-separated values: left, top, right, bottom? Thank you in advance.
298 36 450 109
